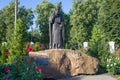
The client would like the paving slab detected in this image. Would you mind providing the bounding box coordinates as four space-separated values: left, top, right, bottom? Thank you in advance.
58 74 116 80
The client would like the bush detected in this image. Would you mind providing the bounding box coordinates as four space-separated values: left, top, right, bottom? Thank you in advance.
106 55 120 74
0 57 43 80
33 42 45 51
87 25 110 72
117 77 120 80
87 25 110 69
7 19 25 64
34 42 40 51
0 42 9 64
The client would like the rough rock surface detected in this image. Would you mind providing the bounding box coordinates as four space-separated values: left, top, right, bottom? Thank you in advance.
29 49 98 78
115 48 120 56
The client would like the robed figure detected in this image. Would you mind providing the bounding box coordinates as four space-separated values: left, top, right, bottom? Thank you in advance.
49 6 64 49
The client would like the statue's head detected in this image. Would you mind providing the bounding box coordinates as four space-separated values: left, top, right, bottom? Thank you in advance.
55 5 61 15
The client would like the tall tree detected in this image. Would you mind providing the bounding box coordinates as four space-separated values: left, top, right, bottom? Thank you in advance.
98 0 120 45
30 27 41 42
7 19 25 64
35 0 55 46
18 6 34 41
88 25 109 68
70 0 99 49
2 2 15 42
0 1 34 43
64 13 71 46
0 11 6 44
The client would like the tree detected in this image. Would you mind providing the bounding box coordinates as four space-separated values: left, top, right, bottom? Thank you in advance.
64 13 71 46
35 0 55 46
18 6 34 41
0 11 6 44
30 27 41 42
2 2 15 42
70 0 99 49
0 1 34 43
98 0 120 45
7 19 25 64
88 25 109 68
0 1 34 64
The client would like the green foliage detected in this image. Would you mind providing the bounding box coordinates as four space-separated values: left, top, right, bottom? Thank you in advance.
34 42 40 51
0 11 6 43
106 55 120 74
98 0 120 45
0 57 43 80
7 19 25 64
64 13 72 46
1 2 15 42
18 6 34 29
0 43 9 64
35 0 55 46
70 0 99 49
117 77 120 80
65 43 69 49
0 1 34 44
18 6 34 42
87 25 109 68
30 27 41 42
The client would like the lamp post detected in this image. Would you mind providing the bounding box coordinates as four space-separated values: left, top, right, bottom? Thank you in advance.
14 0 18 30
30 26 34 47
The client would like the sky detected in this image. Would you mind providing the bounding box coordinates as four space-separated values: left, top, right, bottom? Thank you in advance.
0 0 72 14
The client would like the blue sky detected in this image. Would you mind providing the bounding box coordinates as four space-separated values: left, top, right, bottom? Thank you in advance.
0 0 72 14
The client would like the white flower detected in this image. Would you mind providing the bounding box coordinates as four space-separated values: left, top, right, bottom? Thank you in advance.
114 63 117 66
107 65 109 67
107 59 109 62
118 58 120 60
111 64 113 67
109 59 111 61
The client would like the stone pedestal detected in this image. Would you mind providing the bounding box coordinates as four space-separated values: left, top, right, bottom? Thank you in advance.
29 49 98 78
109 41 115 53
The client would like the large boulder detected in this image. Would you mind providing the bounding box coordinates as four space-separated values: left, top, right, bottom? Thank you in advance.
115 48 120 56
29 49 98 78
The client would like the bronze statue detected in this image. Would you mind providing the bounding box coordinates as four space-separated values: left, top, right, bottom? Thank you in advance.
49 6 64 49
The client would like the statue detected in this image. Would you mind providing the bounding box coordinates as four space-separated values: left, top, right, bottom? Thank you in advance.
49 5 64 49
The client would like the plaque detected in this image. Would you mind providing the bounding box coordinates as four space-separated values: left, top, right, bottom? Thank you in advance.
35 58 49 67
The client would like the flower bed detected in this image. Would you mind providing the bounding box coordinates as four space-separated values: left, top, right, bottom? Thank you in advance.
0 57 43 80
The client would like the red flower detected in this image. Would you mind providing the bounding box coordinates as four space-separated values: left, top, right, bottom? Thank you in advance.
5 67 10 72
5 76 11 80
27 47 34 52
37 67 42 73
5 50 9 57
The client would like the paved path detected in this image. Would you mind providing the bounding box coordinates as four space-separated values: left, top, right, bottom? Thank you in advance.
58 74 116 80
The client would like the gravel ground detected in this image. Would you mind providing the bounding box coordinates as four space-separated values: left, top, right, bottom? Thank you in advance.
58 74 116 80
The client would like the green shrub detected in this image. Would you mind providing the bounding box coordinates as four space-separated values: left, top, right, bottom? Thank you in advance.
0 42 9 64
117 77 120 80
34 42 40 51
106 55 120 74
7 19 26 64
33 42 45 51
87 25 110 68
